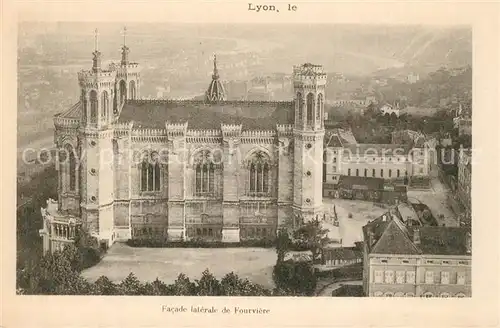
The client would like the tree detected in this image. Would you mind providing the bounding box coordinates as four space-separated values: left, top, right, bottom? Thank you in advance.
195 269 221 296
292 217 330 262
142 278 169 296
220 272 242 296
73 227 103 270
170 273 197 296
120 273 143 295
366 102 376 116
272 260 317 296
276 228 291 263
94 276 119 295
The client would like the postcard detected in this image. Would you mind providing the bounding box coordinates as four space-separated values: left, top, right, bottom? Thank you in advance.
1 1 499 327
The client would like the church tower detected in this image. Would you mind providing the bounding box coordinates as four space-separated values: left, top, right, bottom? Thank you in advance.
292 63 326 222
77 29 116 245
114 26 141 113
205 54 226 102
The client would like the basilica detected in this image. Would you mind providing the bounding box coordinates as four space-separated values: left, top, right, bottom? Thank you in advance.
40 33 327 253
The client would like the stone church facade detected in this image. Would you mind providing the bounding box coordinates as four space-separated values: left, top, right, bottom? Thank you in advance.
40 36 326 252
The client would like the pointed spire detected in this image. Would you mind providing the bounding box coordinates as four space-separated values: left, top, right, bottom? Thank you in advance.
205 53 226 102
121 26 130 66
92 28 101 72
212 54 219 80
123 26 127 47
94 28 99 52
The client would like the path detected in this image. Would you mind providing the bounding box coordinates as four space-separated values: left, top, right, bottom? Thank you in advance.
316 279 363 296
408 162 458 227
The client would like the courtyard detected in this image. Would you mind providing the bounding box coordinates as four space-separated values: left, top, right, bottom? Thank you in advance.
81 243 277 288
322 198 390 247
407 163 459 227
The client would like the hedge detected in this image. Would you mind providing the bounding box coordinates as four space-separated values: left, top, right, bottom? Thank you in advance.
125 238 312 250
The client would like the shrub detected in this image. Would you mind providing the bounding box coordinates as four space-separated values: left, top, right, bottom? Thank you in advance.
125 238 276 248
272 260 317 296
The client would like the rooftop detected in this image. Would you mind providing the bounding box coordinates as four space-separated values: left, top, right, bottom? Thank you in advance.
344 143 411 157
56 101 82 119
338 175 385 191
363 211 471 256
118 99 295 130
324 133 343 148
323 247 363 260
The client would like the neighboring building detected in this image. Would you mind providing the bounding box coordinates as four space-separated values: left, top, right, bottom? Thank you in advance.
323 176 407 205
362 210 472 297
391 129 426 147
365 95 377 105
380 103 400 117
457 149 472 212
453 103 472 136
331 99 366 107
323 128 431 192
39 32 327 254
321 246 363 267
324 142 429 184
455 117 472 136
406 73 420 84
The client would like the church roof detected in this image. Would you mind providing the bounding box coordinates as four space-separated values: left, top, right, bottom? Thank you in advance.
118 99 294 130
55 102 82 119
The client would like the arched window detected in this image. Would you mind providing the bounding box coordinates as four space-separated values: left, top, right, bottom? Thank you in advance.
64 145 77 192
140 152 161 192
297 92 303 121
405 292 415 297
356 169 359 176
306 93 314 124
384 292 394 297
248 151 270 195
119 80 127 105
81 90 87 121
397 169 400 177
373 291 383 297
380 169 384 178
394 292 404 297
455 293 466 298
423 292 434 298
89 90 98 123
440 293 450 298
194 151 216 196
129 80 136 100
316 93 323 121
101 91 109 119
389 169 392 178
195 163 215 195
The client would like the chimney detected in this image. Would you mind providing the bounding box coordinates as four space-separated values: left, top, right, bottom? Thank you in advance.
465 231 471 254
413 229 421 245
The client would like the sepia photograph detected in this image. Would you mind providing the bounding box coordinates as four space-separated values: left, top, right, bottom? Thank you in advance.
15 21 475 298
